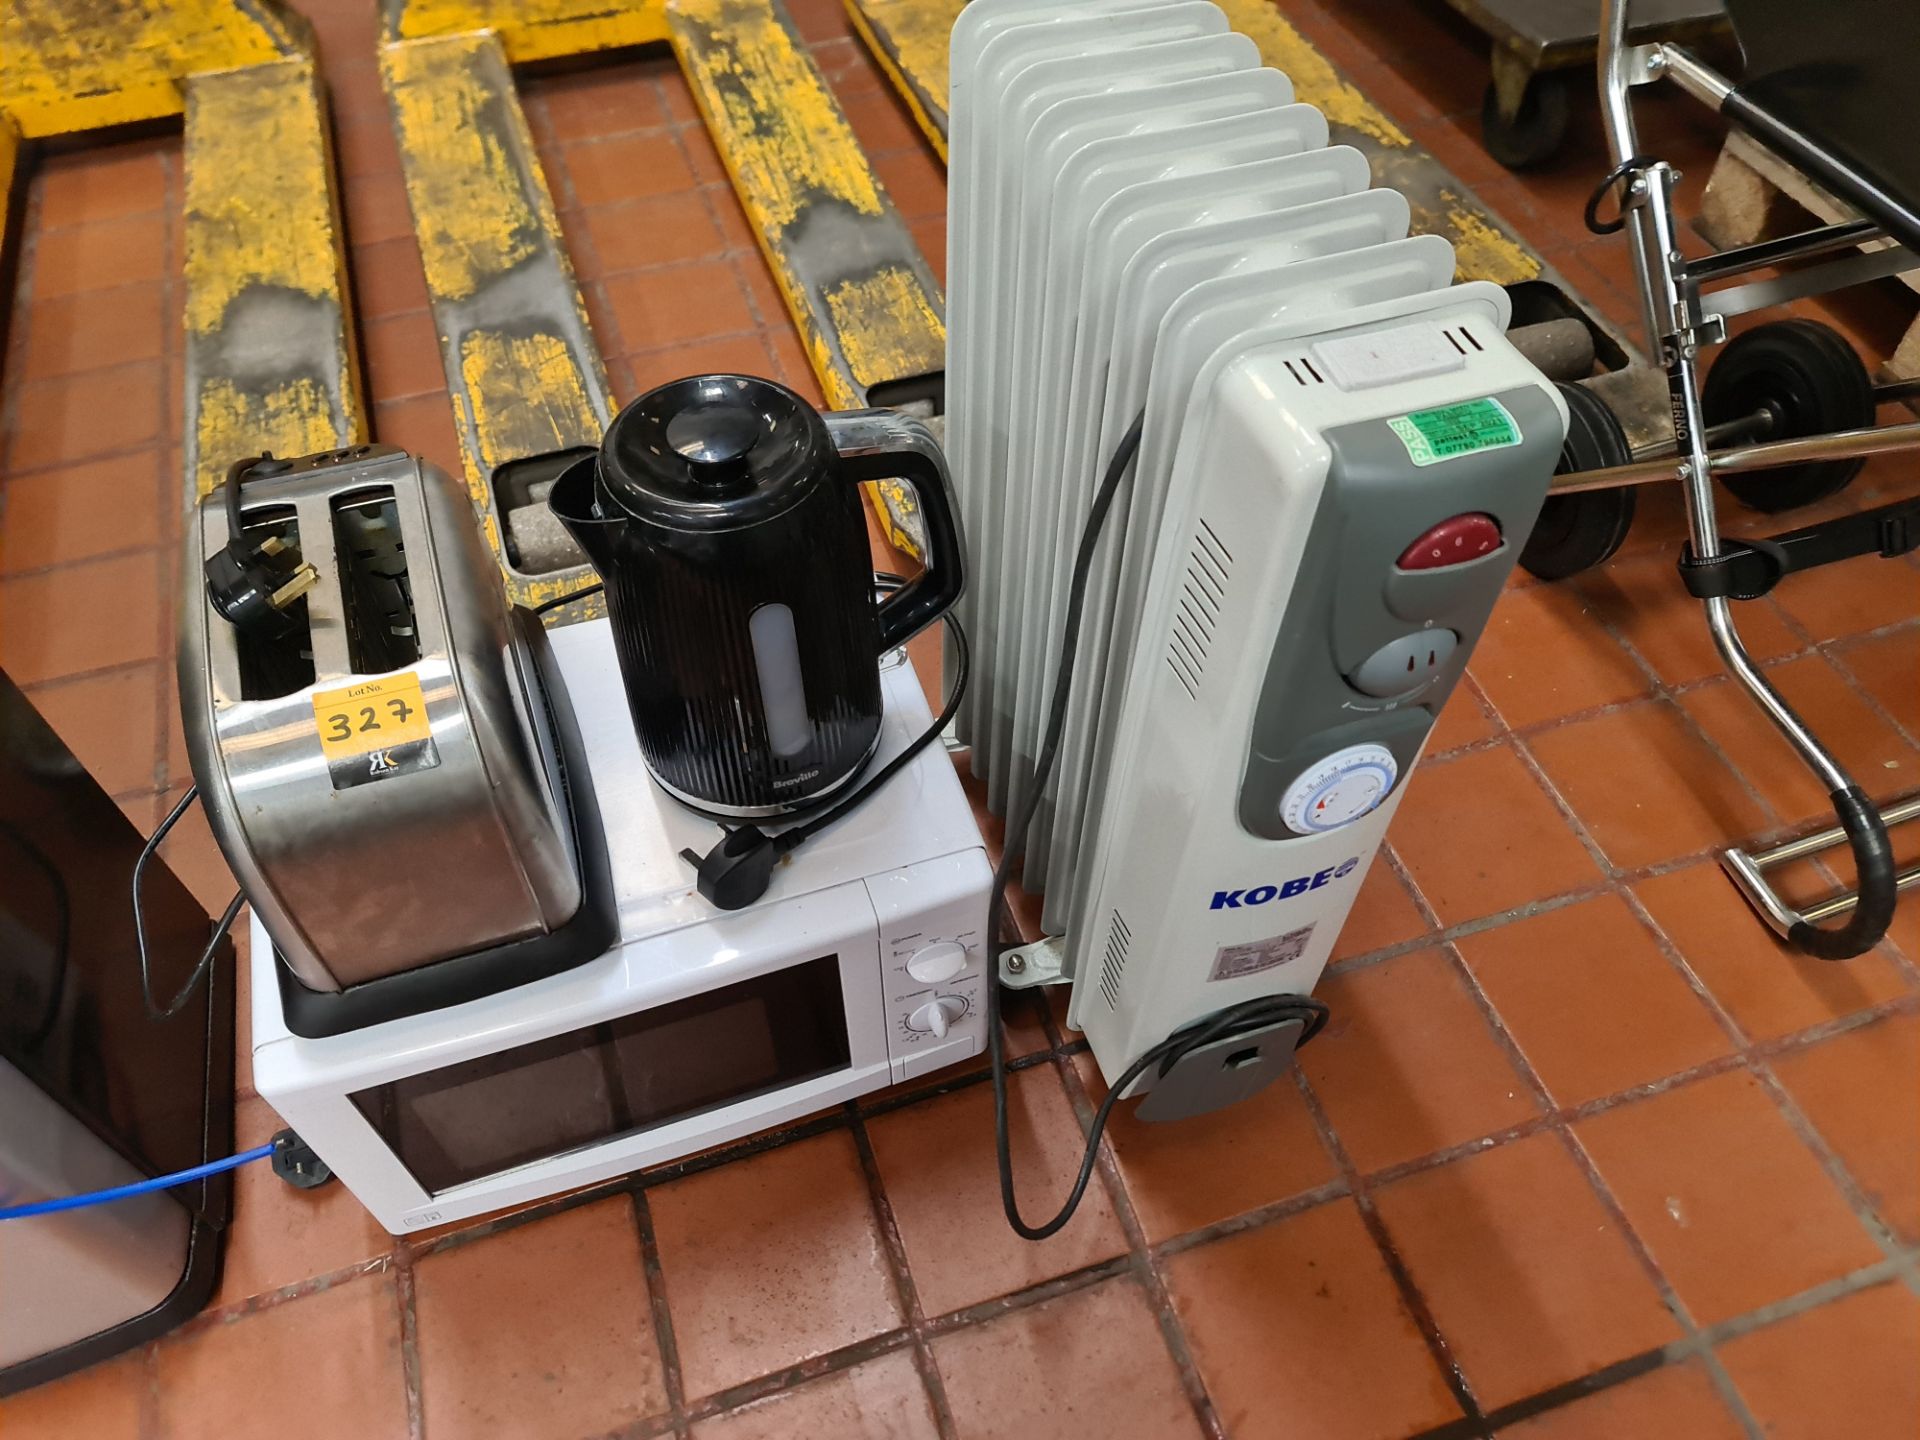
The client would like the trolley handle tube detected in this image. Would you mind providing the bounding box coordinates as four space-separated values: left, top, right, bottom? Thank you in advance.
1597 0 1641 164
1788 788 1898 960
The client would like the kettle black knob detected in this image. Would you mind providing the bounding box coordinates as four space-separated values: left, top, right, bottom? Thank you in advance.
597 373 834 531
666 402 760 487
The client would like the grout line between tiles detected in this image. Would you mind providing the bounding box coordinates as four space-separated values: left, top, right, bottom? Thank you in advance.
1340 620 1920 971
1149 1177 1351 1260
677 1329 921 1425
0 539 173 586
1700 1255 1920 1343
1413 1252 1920 1440
138 1337 162 1440
391 1246 427 1440
1617 874 1920 1266
629 1188 692 1436
1548 1122 1765 1437
1451 607 1918 759
854 1047 1053 1120
847 1107 960 1440
1048 1039 1228 1440
1744 1059 1920 1286
0 434 178 488
1512 652 1913 980
915 1253 1135 1337
1492 624 1920 1245
194 1054 1919 1438
1444 709 1920 1427
180 1254 393 1333
1378 809 1758 1432
1291 1070 1490 1437
1823 638 1920 755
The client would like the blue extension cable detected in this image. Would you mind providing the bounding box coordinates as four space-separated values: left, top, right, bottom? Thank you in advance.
0 1143 275 1221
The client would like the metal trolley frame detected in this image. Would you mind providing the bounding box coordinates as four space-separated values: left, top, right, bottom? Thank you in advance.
1550 0 1920 957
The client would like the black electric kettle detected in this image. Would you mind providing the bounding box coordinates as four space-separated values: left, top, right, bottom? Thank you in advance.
550 374 964 818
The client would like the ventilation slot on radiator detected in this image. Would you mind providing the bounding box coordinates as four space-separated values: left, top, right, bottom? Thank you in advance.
1165 519 1233 699
1097 910 1132 1011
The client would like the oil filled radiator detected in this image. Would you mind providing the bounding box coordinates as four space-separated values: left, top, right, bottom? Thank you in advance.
945 0 1569 1119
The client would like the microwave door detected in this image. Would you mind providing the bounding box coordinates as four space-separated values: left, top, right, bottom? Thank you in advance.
262 881 900 1233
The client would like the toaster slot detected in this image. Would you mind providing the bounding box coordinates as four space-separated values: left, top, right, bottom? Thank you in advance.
331 487 420 674
495 447 595 576
234 506 317 701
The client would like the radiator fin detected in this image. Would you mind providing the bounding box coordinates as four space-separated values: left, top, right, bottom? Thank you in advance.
1097 910 1133 1011
945 0 1447 938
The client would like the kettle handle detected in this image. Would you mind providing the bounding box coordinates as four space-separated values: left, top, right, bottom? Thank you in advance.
824 410 967 653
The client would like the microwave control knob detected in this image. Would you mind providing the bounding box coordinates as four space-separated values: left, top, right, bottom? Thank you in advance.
905 941 969 983
905 995 968 1038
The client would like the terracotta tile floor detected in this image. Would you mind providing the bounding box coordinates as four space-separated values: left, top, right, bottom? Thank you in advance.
3 0 1919 1436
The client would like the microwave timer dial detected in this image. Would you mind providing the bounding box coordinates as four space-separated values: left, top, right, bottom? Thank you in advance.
904 994 970 1037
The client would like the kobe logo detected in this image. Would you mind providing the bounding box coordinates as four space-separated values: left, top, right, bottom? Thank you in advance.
1210 857 1359 910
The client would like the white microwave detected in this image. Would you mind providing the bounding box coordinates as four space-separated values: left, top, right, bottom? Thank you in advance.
249 624 991 1234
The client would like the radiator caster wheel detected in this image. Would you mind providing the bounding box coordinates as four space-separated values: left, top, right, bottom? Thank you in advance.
1521 381 1636 580
1703 319 1874 512
1480 71 1572 171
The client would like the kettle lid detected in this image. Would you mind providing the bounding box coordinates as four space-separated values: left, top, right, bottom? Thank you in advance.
598 374 830 530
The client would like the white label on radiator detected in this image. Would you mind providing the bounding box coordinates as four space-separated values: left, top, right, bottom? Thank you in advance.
1209 924 1316 982
1310 323 1465 391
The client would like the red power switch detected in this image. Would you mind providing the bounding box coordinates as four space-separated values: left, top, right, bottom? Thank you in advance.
1396 513 1502 570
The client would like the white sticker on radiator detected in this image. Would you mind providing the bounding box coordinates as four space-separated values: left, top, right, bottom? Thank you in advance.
1209 925 1316 982
1310 323 1464 391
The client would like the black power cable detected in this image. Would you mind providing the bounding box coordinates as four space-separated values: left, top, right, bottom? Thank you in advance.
986 412 1331 1241
681 599 970 909
0 819 72 1047
542 567 969 911
773 574 964 850
533 584 602 616
133 786 245 1021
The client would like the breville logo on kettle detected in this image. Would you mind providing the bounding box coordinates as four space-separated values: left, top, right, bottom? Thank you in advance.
550 375 966 820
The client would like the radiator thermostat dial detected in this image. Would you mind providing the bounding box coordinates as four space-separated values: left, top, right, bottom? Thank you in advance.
1281 744 1398 834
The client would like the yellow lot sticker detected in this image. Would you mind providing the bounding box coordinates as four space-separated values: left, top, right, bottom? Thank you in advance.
311 673 432 760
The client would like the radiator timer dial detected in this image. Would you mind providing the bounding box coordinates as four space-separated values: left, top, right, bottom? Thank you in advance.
1281 744 1398 834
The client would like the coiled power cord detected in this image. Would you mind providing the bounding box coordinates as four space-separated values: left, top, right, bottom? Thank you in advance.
984 413 1331 1241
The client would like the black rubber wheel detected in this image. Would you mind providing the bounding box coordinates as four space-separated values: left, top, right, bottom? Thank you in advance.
1702 318 1875 512
1520 381 1638 581
1480 71 1572 172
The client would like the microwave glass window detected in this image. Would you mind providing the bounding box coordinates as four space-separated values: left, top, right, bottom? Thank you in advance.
348 956 851 1194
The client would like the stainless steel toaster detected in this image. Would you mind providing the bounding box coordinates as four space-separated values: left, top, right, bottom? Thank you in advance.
177 445 611 1036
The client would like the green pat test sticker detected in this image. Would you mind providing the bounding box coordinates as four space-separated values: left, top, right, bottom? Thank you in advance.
1386 397 1521 467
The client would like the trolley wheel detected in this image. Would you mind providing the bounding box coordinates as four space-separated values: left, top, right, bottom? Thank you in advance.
1480 71 1573 172
1521 381 1638 581
1703 319 1875 512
